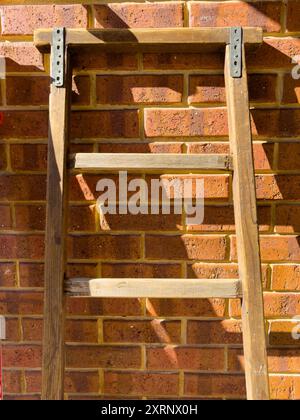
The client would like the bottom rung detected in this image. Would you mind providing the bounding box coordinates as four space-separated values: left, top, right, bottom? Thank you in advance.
65 278 242 298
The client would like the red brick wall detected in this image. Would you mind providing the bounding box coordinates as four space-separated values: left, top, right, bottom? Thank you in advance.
0 1 300 400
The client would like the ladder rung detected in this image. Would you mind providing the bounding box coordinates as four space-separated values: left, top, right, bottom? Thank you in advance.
71 153 233 171
65 278 242 298
34 28 263 53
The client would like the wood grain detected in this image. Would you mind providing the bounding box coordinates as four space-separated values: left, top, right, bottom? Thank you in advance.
71 153 233 171
224 44 270 400
34 27 263 53
42 46 71 401
65 278 242 299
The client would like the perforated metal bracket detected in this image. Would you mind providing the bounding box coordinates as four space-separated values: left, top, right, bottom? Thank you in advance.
52 27 66 87
230 27 243 78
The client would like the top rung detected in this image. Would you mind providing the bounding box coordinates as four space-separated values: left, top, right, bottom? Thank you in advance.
34 27 263 53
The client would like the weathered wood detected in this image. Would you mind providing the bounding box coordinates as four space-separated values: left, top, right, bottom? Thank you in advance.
42 45 71 401
65 278 242 299
71 153 233 171
224 44 270 400
34 27 263 53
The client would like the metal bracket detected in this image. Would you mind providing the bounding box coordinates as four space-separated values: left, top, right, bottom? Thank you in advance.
52 27 66 87
230 27 243 78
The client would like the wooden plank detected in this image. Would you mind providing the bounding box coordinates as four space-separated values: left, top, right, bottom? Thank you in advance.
65 278 242 299
71 153 233 171
224 44 270 400
34 27 263 52
42 45 71 400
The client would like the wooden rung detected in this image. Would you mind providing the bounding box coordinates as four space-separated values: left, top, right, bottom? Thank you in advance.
34 27 263 53
65 278 242 298
71 153 233 171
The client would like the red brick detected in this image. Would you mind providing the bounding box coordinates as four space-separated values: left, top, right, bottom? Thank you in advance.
5 318 20 341
100 212 182 232
184 373 246 398
0 263 17 288
0 111 48 139
72 51 138 71
6 76 49 106
269 321 300 346
287 0 300 32
68 234 141 260
0 175 46 201
25 370 100 394
146 174 230 201
146 298 226 318
19 263 44 288
94 3 183 28
188 262 268 287
228 348 300 373
230 293 300 318
10 144 47 171
0 42 44 72
0 144 7 170
253 143 274 170
22 318 98 343
2 345 42 368
96 75 183 104
144 52 224 71
272 265 300 291
264 293 300 317
270 376 300 400
145 108 228 138
102 263 181 279
103 320 181 344
188 262 239 279
98 142 182 154
69 173 141 202
188 142 273 171
72 76 91 105
67 297 142 317
145 235 227 260
71 110 139 139
189 1 282 32
146 346 225 371
187 205 271 232
0 205 12 229
0 235 44 259
3 370 22 394
248 38 300 70
232 235 300 262
0 291 43 315
0 5 88 35
275 205 300 233
189 74 277 103
68 205 96 232
15 205 45 231
282 75 300 104
252 109 300 138
187 320 243 345
256 175 300 201
104 371 179 396
66 263 98 279
268 350 300 373
66 345 141 369
278 143 300 170
66 319 99 344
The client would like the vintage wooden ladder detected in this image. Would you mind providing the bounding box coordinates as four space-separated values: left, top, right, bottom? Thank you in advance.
34 26 270 400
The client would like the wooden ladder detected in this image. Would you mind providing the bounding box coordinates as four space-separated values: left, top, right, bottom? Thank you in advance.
34 27 270 401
